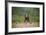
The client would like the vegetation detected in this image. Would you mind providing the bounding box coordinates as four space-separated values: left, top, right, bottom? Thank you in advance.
12 7 39 23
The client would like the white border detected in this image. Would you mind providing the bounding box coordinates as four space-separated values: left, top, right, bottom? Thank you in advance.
8 2 43 32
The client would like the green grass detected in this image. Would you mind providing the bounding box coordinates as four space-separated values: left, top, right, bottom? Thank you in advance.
12 15 25 23
12 15 39 24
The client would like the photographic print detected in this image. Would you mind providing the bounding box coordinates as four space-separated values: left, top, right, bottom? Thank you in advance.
5 1 44 34
12 7 39 28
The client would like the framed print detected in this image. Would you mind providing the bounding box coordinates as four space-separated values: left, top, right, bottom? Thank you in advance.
5 1 44 34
